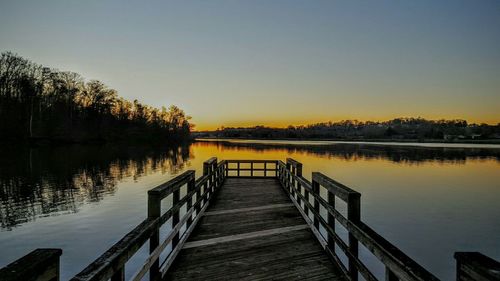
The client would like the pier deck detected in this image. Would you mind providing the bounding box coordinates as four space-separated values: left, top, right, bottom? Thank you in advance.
165 178 345 280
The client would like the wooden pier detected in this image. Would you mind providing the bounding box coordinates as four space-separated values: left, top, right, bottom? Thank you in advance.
2 158 500 281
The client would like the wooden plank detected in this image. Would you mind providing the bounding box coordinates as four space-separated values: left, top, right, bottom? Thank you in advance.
166 230 345 281
183 225 309 249
165 178 346 280
203 203 294 216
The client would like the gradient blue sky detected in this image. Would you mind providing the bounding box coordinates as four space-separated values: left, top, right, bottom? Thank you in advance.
1 0 499 129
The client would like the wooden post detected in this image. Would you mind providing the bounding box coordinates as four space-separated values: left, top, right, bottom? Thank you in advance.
250 162 254 177
454 252 500 281
147 192 161 281
327 191 336 252
312 179 320 230
172 187 181 250
347 193 361 281
264 162 267 177
203 161 210 202
111 268 125 281
186 173 195 228
204 159 214 198
211 159 217 192
237 162 240 177
385 267 398 281
304 187 310 217
0 249 62 281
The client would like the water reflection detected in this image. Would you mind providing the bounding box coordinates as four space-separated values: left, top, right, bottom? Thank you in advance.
0 144 190 230
200 140 500 164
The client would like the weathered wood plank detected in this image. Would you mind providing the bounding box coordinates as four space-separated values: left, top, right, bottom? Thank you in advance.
164 178 346 280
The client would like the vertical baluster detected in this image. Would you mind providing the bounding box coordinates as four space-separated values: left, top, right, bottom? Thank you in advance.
312 179 320 230
347 193 361 281
295 161 303 202
264 162 267 177
385 267 399 281
304 186 310 217
251 162 254 177
171 187 181 251
186 173 195 228
237 162 240 177
147 192 161 281
111 268 125 281
203 160 211 201
212 160 217 192
327 191 335 254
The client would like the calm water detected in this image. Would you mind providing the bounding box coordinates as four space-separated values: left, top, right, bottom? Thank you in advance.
0 140 499 280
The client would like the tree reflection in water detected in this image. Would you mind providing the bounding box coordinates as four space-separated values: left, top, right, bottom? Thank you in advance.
0 144 190 230
201 141 500 164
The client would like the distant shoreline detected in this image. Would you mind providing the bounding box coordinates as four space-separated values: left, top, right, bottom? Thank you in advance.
195 137 500 148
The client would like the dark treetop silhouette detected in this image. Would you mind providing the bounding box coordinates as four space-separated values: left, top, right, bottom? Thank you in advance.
198 118 500 142
0 52 192 144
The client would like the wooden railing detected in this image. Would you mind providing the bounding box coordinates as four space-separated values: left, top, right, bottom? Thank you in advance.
455 252 500 281
2 157 500 281
71 157 226 281
224 159 278 178
0 248 62 281
277 158 440 281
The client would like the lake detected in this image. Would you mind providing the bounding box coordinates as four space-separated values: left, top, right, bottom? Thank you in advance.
0 140 499 280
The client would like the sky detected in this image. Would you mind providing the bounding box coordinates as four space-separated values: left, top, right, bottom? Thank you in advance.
1 0 499 130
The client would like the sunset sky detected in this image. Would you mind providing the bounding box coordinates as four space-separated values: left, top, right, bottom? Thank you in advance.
1 0 499 130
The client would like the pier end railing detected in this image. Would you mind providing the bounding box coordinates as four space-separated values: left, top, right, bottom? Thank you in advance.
0 248 62 281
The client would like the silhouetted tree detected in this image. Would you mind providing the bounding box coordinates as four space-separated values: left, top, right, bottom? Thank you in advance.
0 51 193 143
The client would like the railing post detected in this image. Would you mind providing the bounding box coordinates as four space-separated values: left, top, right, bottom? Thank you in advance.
211 158 217 191
303 183 310 217
147 191 161 281
0 249 62 281
385 267 399 281
455 252 500 281
203 161 210 202
312 178 320 230
264 162 267 177
186 173 195 228
294 160 303 205
285 162 291 194
237 162 240 177
327 191 335 253
171 185 181 250
111 268 125 281
347 193 361 281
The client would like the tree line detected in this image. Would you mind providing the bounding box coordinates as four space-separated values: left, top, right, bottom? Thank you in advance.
0 51 192 144
200 118 500 142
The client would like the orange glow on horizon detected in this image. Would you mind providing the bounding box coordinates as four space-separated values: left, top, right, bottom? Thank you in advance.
193 116 500 131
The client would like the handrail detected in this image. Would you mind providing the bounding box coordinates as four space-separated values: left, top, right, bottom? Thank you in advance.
0 249 62 281
277 159 440 281
71 157 226 281
225 159 278 178
455 252 500 281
